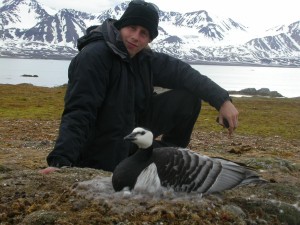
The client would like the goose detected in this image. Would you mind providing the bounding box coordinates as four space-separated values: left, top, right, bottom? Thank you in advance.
112 127 266 195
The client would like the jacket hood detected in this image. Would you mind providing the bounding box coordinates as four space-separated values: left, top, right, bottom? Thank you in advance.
77 19 129 60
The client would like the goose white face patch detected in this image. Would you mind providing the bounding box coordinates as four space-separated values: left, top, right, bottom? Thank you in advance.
130 127 153 149
133 163 162 194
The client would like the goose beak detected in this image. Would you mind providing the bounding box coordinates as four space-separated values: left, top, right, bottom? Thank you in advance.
124 132 137 141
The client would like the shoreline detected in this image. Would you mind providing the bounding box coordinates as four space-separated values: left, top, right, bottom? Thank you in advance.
1 55 299 68
1 83 300 99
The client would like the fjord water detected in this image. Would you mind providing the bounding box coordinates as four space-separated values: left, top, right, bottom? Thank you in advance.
0 58 299 98
192 64 300 98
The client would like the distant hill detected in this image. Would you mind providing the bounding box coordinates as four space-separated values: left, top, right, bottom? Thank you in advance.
0 0 299 67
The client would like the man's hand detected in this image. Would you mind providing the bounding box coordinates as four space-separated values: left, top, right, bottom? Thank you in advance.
39 167 60 174
217 100 239 136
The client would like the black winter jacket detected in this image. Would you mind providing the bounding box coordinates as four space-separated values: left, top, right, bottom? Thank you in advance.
47 19 231 172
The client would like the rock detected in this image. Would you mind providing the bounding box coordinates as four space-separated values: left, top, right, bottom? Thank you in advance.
257 88 271 95
257 88 283 97
0 164 11 172
22 210 63 225
229 87 284 97
21 74 39 77
234 198 300 225
240 88 257 95
222 204 246 218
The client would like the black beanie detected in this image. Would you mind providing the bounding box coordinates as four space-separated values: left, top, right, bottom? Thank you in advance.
114 1 159 40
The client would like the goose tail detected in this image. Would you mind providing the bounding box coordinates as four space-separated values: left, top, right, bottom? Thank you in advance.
238 169 268 186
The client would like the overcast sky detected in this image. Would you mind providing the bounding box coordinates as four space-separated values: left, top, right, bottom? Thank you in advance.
4 0 300 31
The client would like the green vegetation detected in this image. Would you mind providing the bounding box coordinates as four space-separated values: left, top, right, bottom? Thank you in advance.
0 84 299 140
0 84 65 119
197 97 300 140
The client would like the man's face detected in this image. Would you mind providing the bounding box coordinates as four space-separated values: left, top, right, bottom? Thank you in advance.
120 25 151 58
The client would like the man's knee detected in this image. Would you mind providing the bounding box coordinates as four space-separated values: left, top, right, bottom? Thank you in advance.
170 90 201 116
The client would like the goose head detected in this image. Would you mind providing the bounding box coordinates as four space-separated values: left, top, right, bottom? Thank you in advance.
124 127 153 149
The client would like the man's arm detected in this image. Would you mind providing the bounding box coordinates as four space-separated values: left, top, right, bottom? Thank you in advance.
46 43 111 168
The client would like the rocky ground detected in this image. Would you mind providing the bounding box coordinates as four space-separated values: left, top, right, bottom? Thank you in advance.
0 118 299 225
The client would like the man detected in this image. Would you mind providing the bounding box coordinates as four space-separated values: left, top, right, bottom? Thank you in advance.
40 0 238 174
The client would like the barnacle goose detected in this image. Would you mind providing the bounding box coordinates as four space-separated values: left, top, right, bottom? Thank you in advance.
112 127 266 195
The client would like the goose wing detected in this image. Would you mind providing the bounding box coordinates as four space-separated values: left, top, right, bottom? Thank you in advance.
153 147 262 194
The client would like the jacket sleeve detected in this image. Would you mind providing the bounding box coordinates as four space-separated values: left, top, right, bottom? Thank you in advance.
151 52 231 110
47 43 112 167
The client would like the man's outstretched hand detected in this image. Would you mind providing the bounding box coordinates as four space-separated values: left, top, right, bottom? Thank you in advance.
39 167 60 174
217 100 239 136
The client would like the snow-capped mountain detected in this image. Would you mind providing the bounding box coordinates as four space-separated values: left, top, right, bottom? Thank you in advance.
0 0 299 66
0 0 49 29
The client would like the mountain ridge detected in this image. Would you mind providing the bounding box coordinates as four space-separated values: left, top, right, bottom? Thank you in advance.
0 0 299 67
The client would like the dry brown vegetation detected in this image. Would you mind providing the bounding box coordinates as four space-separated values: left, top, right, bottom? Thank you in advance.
0 84 299 225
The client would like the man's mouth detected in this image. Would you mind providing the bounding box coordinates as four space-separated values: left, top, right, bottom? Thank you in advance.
127 41 138 49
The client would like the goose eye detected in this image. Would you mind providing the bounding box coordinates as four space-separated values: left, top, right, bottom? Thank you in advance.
140 131 146 135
